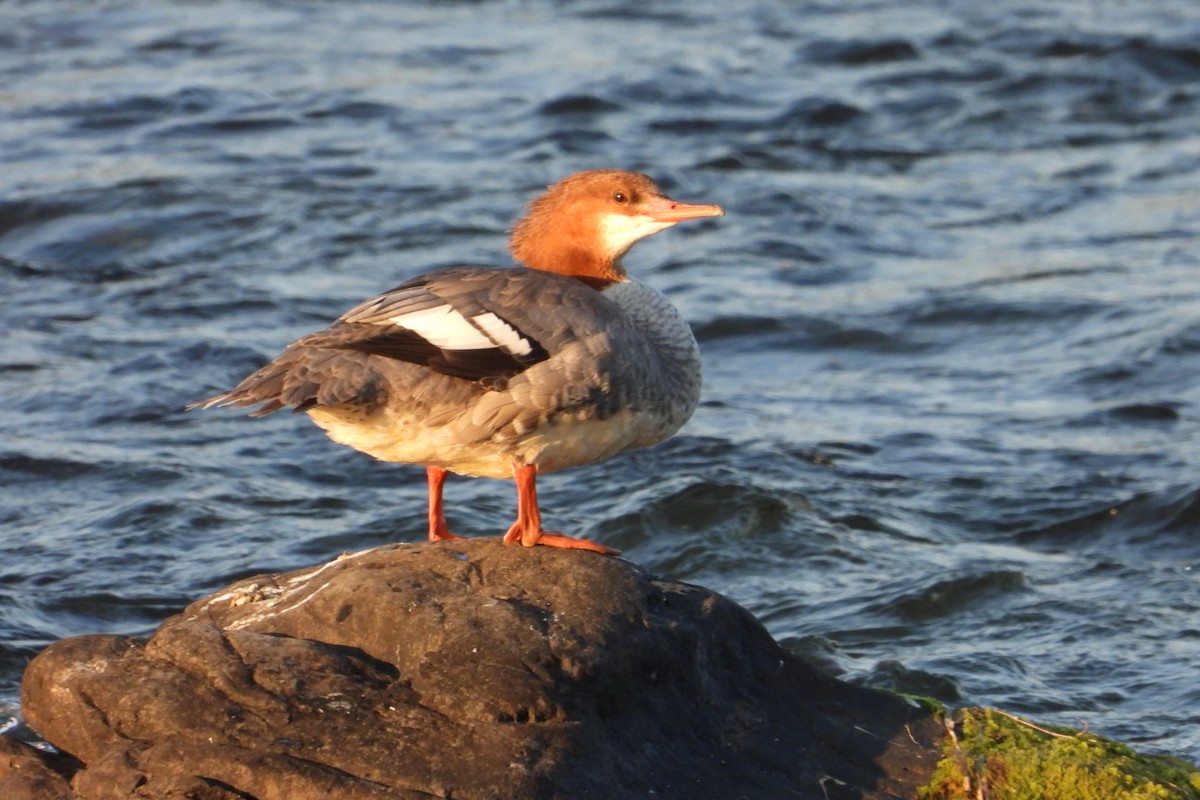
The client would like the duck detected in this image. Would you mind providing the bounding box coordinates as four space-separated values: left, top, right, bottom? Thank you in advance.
191 170 724 555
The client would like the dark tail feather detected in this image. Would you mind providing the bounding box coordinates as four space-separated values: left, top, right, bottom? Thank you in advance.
186 360 296 416
187 346 379 417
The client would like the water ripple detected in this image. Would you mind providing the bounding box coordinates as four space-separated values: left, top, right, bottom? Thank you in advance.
2 0 1200 763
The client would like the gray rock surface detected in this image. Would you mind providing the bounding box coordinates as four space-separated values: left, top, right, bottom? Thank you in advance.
9 540 944 799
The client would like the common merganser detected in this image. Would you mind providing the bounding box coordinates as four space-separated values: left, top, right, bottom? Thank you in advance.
191 170 724 555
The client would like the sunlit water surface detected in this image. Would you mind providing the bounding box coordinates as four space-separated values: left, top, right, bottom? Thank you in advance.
3 0 1200 762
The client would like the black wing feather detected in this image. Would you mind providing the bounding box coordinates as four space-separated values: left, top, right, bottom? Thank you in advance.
300 267 565 384
331 328 539 382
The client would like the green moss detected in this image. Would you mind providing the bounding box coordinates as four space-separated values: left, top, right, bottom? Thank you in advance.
919 707 1200 800
894 691 945 717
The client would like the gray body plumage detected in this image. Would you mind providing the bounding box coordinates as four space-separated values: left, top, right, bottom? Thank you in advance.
195 267 701 479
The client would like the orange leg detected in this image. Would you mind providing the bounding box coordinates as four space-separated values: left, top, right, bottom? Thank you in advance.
501 464 618 555
426 466 463 542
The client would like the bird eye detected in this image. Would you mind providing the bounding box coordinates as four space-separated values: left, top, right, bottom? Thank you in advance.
613 191 628 204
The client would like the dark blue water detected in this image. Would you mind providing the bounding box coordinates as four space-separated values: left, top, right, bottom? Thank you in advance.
3 0 1200 764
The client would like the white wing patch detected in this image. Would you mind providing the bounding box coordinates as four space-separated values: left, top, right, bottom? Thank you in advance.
472 311 534 356
387 305 533 356
387 306 489 350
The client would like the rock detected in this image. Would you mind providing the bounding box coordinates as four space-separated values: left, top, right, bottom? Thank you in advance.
0 736 76 800
10 540 945 799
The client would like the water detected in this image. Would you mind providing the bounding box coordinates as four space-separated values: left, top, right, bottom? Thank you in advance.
3 0 1200 763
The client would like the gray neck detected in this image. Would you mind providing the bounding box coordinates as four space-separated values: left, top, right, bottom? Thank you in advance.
602 280 702 429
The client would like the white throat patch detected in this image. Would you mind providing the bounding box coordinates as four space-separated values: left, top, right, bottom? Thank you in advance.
598 213 675 259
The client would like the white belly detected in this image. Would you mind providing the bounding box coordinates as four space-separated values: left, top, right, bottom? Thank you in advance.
307 405 672 479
